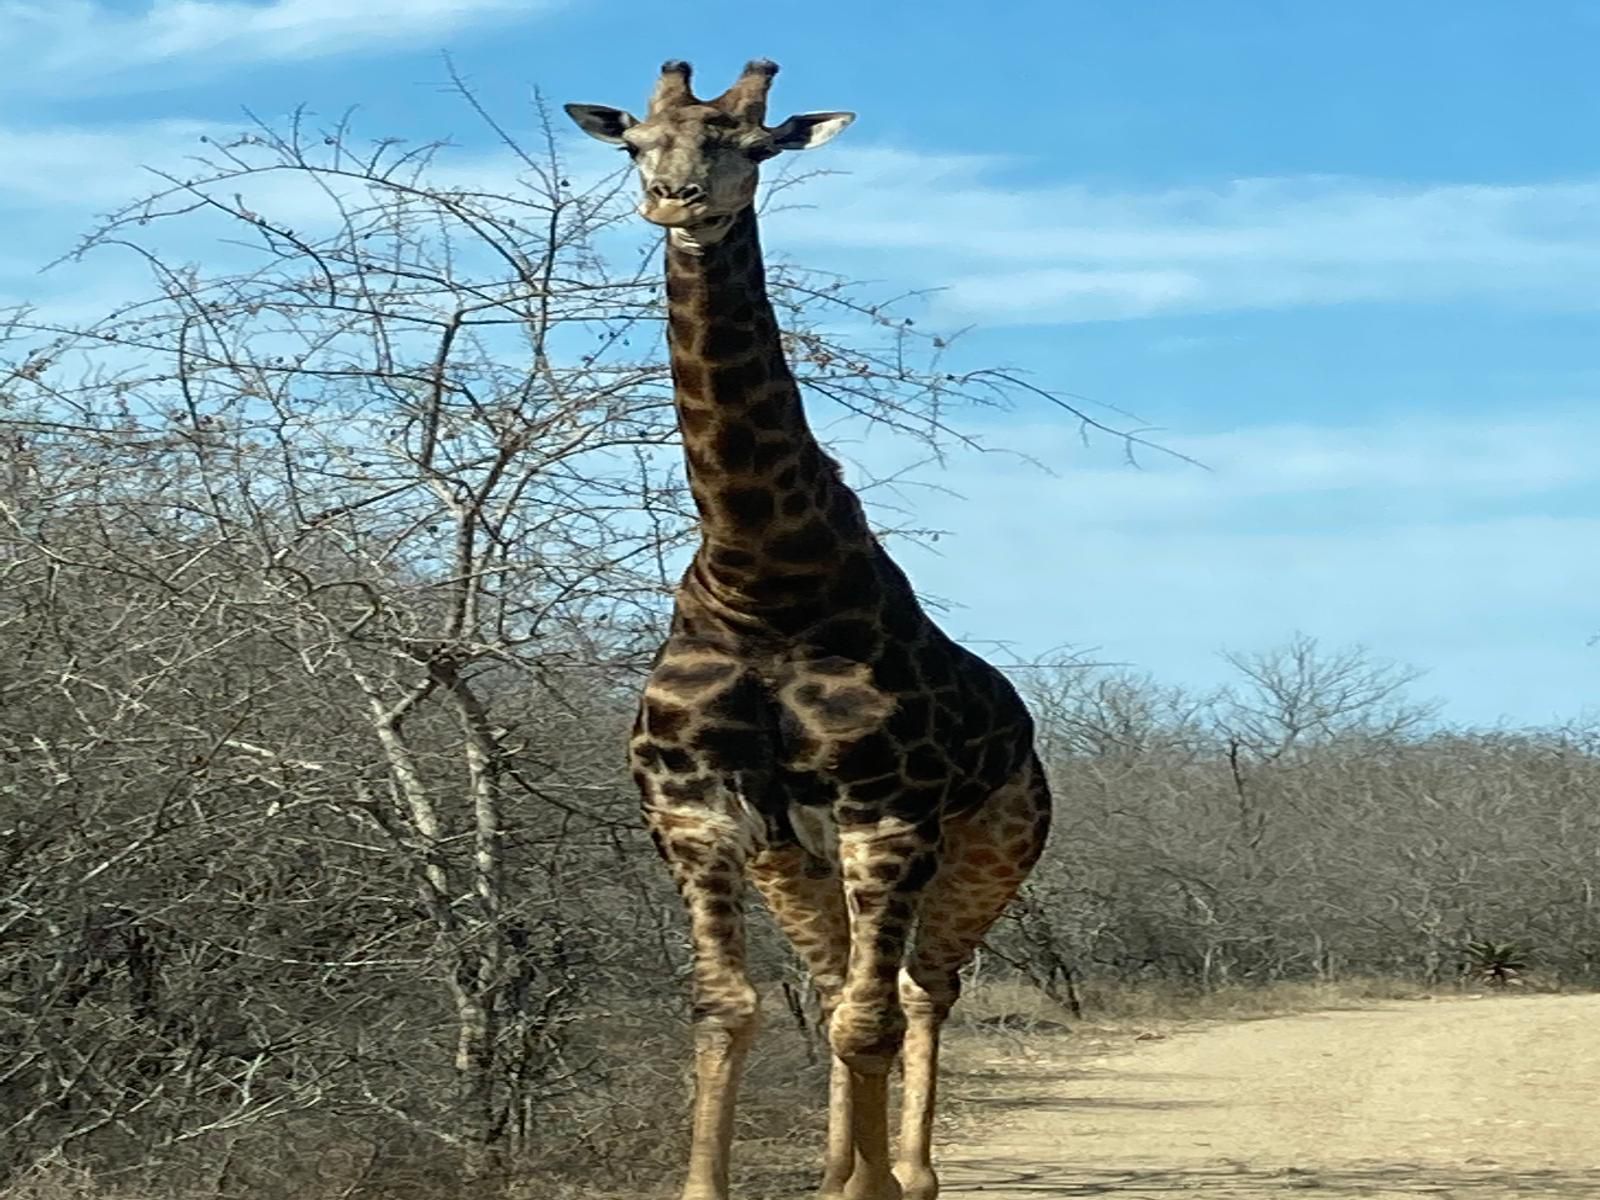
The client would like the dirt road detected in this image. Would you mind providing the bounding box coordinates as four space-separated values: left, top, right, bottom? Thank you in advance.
939 994 1600 1198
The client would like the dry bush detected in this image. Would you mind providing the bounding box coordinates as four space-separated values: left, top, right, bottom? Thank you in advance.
992 641 1600 1006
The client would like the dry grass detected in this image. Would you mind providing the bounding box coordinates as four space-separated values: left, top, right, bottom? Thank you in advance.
525 983 829 1200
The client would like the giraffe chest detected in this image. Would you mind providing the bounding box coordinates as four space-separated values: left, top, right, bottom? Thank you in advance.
773 660 900 754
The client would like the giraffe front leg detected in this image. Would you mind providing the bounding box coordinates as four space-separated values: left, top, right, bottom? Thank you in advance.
650 807 761 1200
830 817 936 1200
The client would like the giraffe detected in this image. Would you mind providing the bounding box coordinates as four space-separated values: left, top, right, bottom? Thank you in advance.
566 60 1052 1200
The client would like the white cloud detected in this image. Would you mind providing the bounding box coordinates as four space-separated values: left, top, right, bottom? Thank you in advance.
0 115 550 321
0 121 226 207
855 414 1599 524
848 411 1600 724
0 0 554 86
763 149 1600 323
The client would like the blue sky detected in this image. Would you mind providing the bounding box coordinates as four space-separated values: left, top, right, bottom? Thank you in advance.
2 0 1595 726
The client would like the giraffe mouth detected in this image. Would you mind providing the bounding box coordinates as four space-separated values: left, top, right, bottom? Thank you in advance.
638 197 732 231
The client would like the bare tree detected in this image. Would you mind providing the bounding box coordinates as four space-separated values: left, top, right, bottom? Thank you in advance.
1215 632 1440 760
0 84 1121 1194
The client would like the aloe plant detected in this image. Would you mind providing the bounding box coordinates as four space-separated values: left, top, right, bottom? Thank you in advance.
1463 939 1531 987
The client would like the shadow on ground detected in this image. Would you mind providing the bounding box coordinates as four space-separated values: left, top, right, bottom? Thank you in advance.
942 1159 1600 1196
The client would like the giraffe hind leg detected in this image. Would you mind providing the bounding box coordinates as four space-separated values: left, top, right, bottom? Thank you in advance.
826 815 942 1200
896 759 1052 1200
747 844 859 1199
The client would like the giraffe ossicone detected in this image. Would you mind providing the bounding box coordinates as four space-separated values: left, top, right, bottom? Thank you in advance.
566 59 1052 1200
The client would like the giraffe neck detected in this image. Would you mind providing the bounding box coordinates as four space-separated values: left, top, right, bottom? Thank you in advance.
665 206 872 604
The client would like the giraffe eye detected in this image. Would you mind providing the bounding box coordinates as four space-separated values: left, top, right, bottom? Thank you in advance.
746 143 778 163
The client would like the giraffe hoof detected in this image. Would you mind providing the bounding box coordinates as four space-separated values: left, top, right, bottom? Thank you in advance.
839 1176 903 1200
894 1164 939 1200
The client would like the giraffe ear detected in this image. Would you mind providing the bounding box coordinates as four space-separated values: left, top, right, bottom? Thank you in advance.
563 103 638 145
768 111 855 151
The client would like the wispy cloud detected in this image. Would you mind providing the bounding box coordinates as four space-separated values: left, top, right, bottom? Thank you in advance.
0 114 550 320
0 121 227 208
0 0 555 88
764 148 1600 324
851 411 1600 723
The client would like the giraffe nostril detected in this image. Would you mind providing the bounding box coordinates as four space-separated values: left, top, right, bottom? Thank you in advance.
647 181 673 200
676 183 705 203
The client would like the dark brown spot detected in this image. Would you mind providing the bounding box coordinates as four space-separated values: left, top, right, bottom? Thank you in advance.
835 731 898 779
715 423 757 470
847 774 902 803
903 743 945 783
828 487 861 527
669 840 707 866
770 519 837 563
706 674 766 723
722 486 775 530
679 402 713 435
889 780 947 825
874 927 903 959
658 745 694 774
744 571 826 602
882 602 922 641
807 656 859 677
752 439 790 471
807 686 882 729
645 699 692 741
693 725 764 770
709 357 765 399
656 659 738 689
901 852 938 893
829 555 879 610
916 644 955 687
674 357 709 395
887 782 943 823
817 618 879 661
746 397 785 429
661 777 715 803
705 323 754 357
887 696 932 741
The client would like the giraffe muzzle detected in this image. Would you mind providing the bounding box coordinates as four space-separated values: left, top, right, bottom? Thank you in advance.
638 195 716 227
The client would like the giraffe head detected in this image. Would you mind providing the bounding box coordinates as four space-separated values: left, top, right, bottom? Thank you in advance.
565 60 854 241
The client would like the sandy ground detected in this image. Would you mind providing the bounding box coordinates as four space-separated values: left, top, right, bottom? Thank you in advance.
938 994 1600 1198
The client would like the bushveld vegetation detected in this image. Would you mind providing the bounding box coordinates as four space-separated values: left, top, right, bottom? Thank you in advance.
4 96 1595 1199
